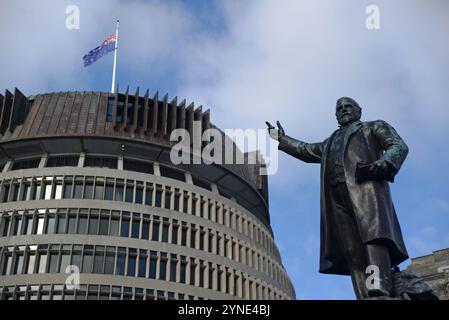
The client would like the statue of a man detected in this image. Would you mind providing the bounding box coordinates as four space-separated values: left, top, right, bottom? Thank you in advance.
267 97 409 299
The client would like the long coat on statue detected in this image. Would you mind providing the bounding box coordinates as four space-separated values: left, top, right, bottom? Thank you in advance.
278 120 409 275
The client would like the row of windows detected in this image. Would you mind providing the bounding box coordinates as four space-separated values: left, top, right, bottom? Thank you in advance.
7 155 196 186
0 244 290 300
0 284 199 300
0 175 279 260
0 208 290 290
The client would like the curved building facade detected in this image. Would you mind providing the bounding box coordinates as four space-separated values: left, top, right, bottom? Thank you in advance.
0 87 295 300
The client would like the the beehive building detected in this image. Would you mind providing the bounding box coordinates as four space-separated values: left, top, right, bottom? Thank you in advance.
0 87 295 300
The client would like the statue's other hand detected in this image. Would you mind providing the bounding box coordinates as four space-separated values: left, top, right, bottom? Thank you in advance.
265 121 285 141
368 160 395 180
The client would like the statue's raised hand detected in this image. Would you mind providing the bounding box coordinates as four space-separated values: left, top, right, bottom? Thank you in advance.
266 120 285 141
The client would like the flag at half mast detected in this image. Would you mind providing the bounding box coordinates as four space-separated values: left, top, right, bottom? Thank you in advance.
83 34 117 67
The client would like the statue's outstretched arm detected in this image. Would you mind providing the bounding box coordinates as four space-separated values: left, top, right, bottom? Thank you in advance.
266 121 323 163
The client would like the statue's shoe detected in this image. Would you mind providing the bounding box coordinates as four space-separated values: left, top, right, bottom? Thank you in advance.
367 287 391 298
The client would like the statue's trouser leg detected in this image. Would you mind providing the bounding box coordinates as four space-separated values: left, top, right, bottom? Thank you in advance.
330 182 370 299
365 243 393 296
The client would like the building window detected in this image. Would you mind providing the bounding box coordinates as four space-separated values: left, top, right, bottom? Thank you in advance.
31 179 42 200
84 156 117 169
138 250 147 278
127 249 136 277
82 246 93 273
151 217 160 241
145 183 153 206
104 247 115 274
84 177 94 199
60 248 71 273
180 256 187 284
110 212 120 236
115 179 124 201
189 258 196 286
131 213 140 239
56 209 67 234
148 252 157 279
161 218 169 243
46 155 79 167
73 177 83 199
159 252 167 281
120 212 130 237
99 213 109 235
63 176 73 199
192 176 211 191
171 220 178 245
141 215 150 240
26 246 36 274
159 165 185 182
94 177 105 200
125 180 134 203
1 251 12 275
37 247 48 274
88 210 99 235
170 254 177 282
123 159 153 174
135 181 143 204
105 178 114 200
71 246 82 271
94 246 105 273
46 212 56 234
11 158 40 171
155 185 162 207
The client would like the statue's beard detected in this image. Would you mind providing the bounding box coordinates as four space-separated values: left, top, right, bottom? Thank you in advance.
337 114 360 126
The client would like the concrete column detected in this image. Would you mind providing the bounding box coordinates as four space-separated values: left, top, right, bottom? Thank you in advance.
251 278 257 300
117 154 123 170
233 240 239 263
2 160 12 172
194 259 200 287
155 256 160 280
211 231 217 255
235 271 242 298
185 259 191 286
210 202 216 222
220 266 226 294
212 264 218 291
204 228 209 253
153 161 160 176
78 152 86 167
210 183 219 195
195 225 200 250
203 262 209 289
185 172 193 184
240 243 246 265
39 153 48 168
168 219 173 244
228 270 235 296
244 276 250 299
186 224 191 249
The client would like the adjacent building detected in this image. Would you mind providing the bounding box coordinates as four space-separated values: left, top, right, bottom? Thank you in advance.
407 248 449 300
0 87 295 300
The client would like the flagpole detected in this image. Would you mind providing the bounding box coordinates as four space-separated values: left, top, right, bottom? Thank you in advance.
111 20 120 93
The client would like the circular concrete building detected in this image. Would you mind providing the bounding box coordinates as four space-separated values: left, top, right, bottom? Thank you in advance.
0 87 295 300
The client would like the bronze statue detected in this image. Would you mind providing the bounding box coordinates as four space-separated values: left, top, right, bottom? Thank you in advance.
267 97 410 299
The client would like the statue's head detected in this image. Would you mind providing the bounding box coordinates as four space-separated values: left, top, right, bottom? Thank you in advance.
335 97 362 126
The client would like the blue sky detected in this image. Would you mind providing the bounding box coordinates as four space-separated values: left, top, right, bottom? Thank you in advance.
1 0 449 299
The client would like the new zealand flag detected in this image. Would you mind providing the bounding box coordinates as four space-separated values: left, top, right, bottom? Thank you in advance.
83 34 117 67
